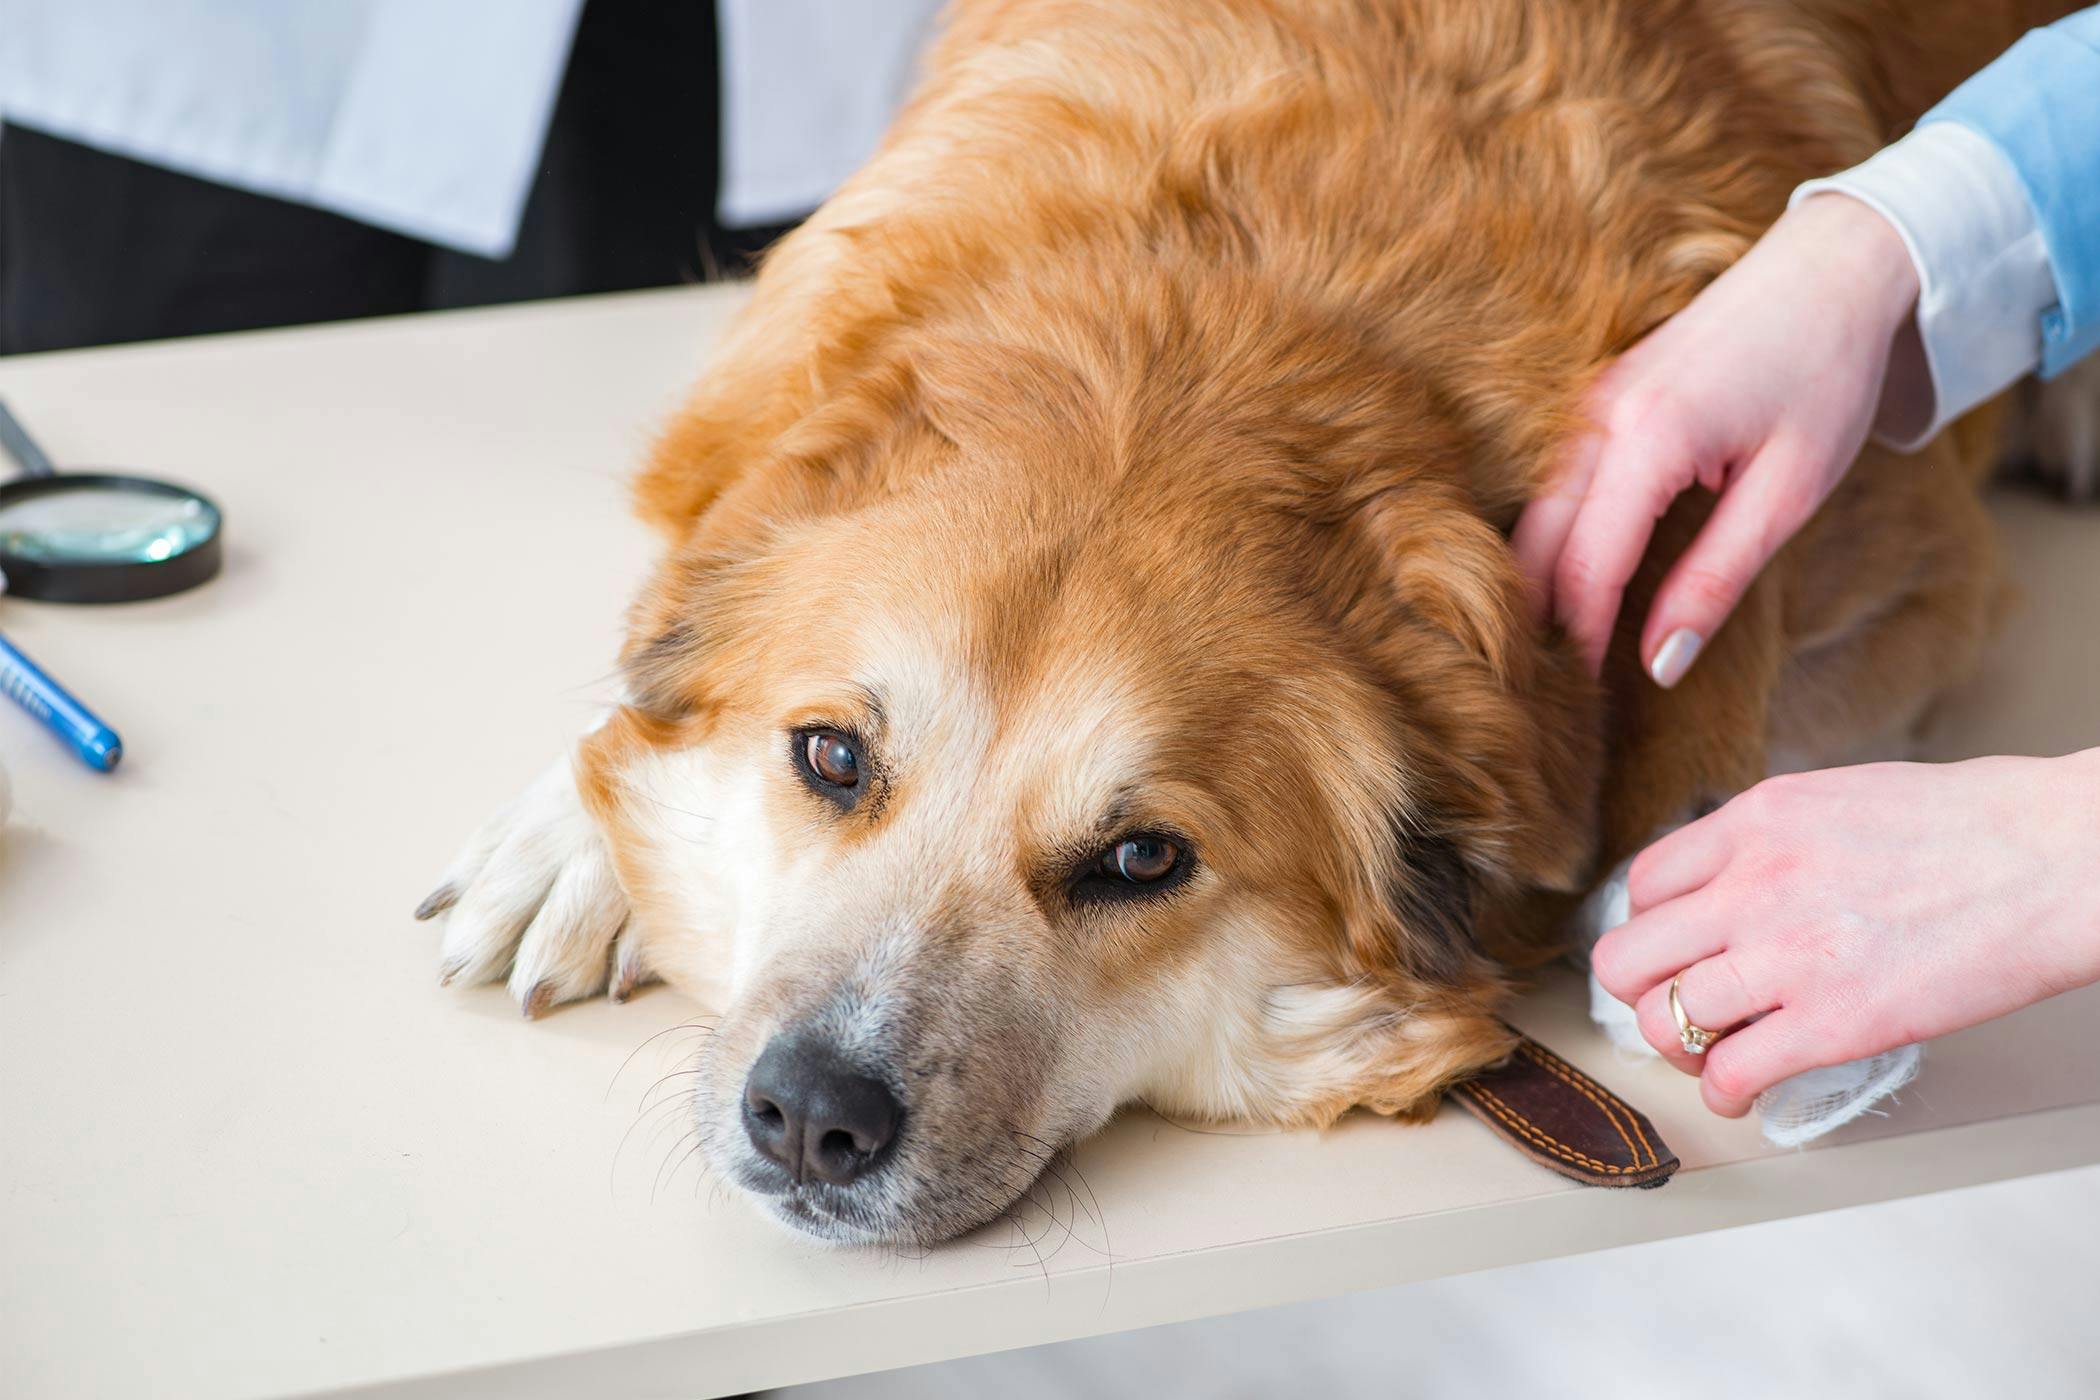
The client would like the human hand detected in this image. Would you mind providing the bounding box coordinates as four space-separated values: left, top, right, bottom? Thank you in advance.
1590 750 2100 1117
1513 193 1920 683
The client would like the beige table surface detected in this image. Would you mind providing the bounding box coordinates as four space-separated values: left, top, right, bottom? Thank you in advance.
0 286 2095 1400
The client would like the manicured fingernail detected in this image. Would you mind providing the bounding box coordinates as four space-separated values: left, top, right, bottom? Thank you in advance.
1649 628 1703 688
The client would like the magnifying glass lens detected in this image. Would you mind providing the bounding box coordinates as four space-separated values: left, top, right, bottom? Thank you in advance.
0 483 220 565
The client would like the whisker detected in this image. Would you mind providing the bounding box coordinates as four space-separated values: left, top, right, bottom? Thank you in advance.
610 1091 702 1187
636 1068 707 1117
604 1014 721 1103
1005 1126 1113 1273
609 775 717 827
1025 1175 1077 1267
666 1135 712 1196
651 1128 702 1204
1154 1114 1278 1138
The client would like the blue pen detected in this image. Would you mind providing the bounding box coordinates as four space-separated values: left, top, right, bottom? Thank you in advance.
0 628 122 772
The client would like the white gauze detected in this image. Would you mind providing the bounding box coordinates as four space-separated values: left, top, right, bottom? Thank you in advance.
1573 853 1921 1148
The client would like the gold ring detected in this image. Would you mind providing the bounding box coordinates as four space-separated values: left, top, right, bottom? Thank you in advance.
1670 974 1722 1055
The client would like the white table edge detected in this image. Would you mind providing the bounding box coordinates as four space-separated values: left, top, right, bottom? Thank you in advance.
322 1099 2100 1399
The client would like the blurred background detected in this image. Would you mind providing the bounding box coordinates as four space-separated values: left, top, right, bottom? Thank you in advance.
0 0 944 356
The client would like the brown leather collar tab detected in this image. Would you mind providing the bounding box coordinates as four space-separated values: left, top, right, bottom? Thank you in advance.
1449 1032 1679 1189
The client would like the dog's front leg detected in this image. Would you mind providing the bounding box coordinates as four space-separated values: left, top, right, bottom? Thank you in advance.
415 749 640 1016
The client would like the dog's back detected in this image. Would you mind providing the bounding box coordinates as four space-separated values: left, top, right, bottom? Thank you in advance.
636 0 2047 865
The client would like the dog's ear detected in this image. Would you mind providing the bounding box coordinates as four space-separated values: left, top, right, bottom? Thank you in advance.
629 206 951 538
1364 484 1600 881
1259 973 1520 1126
1381 825 1480 985
618 347 947 722
1323 480 1602 981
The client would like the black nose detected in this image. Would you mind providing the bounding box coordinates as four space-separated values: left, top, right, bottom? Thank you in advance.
742 1037 902 1186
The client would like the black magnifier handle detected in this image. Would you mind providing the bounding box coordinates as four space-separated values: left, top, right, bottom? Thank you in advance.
0 398 60 480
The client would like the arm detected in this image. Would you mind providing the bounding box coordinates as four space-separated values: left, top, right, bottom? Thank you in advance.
1803 7 2100 449
1515 6 2100 684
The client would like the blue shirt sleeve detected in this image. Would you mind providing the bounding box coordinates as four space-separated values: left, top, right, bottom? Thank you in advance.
1922 7 2100 379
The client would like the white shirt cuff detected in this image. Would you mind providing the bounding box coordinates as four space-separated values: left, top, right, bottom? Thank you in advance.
1791 122 2058 450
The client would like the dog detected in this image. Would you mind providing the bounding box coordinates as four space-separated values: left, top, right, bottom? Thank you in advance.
419 0 2087 1244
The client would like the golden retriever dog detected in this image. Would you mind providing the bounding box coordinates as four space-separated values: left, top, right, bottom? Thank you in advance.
420 0 2081 1244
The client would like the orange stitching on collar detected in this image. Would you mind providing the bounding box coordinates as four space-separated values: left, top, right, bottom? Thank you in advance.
1517 1041 1653 1169
1526 1040 1659 1168
1464 1083 1631 1175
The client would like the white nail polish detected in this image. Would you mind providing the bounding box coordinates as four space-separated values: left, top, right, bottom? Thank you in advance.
1649 628 1703 688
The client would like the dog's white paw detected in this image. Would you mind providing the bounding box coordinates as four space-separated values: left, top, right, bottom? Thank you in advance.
416 756 645 1017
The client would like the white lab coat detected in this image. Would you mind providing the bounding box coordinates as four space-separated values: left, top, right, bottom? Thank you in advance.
716 0 946 228
0 0 944 258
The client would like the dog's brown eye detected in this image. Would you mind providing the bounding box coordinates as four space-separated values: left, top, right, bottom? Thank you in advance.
1071 832 1191 904
1108 836 1179 883
804 731 860 788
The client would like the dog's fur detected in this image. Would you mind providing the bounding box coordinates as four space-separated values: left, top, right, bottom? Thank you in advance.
428 0 2085 1243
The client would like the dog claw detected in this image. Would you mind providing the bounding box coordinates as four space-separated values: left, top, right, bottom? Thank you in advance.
609 922 652 1003
428 754 634 1017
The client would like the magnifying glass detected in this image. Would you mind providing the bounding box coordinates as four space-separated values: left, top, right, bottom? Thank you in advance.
0 398 224 604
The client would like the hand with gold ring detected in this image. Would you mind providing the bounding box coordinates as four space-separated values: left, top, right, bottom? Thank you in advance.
1590 752 2100 1118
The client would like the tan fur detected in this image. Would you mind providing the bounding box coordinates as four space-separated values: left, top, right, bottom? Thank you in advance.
556 0 2067 1240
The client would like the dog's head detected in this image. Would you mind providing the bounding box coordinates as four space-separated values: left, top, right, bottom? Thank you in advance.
580 288 1600 1243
